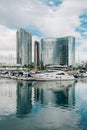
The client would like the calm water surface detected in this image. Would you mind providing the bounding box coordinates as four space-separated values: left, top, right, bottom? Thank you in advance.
0 78 87 130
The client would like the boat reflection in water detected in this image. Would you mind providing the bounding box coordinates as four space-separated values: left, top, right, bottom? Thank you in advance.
16 80 76 118
32 81 75 108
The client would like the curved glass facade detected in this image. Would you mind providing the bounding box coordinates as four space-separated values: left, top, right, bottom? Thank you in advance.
41 36 75 67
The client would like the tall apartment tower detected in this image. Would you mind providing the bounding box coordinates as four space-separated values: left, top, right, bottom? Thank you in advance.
16 29 32 66
41 36 75 67
34 41 39 66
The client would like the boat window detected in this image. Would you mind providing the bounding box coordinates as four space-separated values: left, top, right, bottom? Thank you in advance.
56 73 65 75
56 77 61 78
28 74 32 77
46 70 56 73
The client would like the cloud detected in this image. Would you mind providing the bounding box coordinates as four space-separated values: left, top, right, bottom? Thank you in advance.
0 0 87 63
0 25 16 64
0 0 87 35
0 25 16 50
76 37 87 62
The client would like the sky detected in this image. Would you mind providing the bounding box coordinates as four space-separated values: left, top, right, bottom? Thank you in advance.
0 0 87 64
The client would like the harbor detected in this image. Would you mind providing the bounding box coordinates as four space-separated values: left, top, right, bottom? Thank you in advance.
0 67 87 81
0 0 87 130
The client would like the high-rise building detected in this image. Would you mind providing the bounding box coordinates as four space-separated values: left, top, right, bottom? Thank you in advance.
34 41 39 66
16 29 32 66
41 36 75 67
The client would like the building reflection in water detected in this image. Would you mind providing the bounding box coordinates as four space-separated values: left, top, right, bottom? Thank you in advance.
16 81 33 118
33 81 75 108
16 80 76 117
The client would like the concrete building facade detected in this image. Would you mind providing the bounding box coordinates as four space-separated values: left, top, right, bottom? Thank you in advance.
34 41 39 66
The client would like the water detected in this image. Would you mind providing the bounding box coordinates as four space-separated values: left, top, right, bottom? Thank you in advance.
0 78 87 130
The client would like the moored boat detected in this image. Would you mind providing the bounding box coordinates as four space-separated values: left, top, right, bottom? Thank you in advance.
31 70 75 81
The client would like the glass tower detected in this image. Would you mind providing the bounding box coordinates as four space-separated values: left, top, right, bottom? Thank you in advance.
41 36 75 67
16 29 32 66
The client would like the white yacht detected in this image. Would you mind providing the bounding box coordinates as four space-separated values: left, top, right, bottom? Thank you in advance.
17 72 35 81
31 70 75 81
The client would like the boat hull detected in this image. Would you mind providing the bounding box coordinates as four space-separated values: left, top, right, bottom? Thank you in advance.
31 74 75 81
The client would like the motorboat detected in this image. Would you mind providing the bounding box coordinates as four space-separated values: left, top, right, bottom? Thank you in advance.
31 70 75 81
17 72 35 81
74 70 87 78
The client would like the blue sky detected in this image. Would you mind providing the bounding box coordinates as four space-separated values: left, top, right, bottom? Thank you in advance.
0 0 87 64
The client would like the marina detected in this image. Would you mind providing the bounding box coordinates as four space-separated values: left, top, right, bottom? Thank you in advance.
0 0 87 130
0 68 87 82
